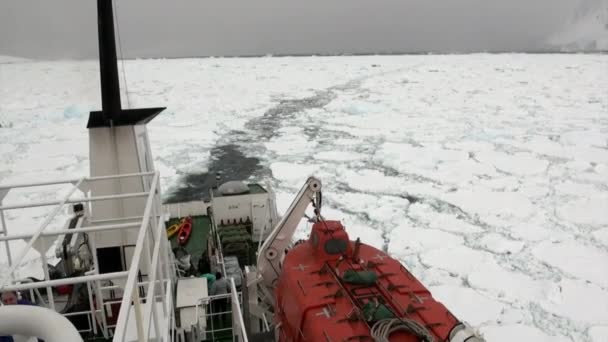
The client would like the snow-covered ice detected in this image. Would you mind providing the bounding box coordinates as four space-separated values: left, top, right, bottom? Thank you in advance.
1 53 607 341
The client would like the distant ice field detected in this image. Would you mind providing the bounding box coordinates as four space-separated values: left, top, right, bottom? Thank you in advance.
1 54 607 341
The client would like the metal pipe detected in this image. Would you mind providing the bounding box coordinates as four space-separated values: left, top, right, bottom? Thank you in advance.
99 279 166 291
0 171 154 191
0 209 14 280
0 221 141 242
0 191 149 211
90 215 143 223
89 232 109 338
86 282 98 335
63 309 94 317
0 305 82 342
230 278 249 342
113 173 159 340
163 279 173 341
155 216 168 318
0 178 80 191
0 271 129 292
144 215 164 340
38 237 55 310
132 284 145 342
87 171 155 181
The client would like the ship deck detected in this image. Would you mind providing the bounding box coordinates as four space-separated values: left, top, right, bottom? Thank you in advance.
167 215 211 270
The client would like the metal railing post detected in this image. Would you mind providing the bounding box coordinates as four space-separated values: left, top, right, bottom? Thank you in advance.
132 283 145 342
230 278 249 342
0 205 14 280
38 237 55 310
142 219 162 340
86 281 98 335
155 216 168 318
88 232 109 337
113 173 159 340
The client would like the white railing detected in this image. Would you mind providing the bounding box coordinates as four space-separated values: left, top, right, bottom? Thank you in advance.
0 171 176 341
190 278 248 342
230 278 249 342
208 209 228 277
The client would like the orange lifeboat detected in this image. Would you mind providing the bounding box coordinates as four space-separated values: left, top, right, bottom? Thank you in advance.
275 220 466 341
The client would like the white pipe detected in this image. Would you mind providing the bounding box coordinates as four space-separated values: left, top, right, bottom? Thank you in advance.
0 209 14 280
0 221 141 242
0 191 148 211
0 305 82 342
90 215 143 223
113 172 159 341
0 178 80 190
38 237 55 310
0 171 155 191
1 271 129 292
143 215 164 340
88 233 109 338
86 171 155 181
230 278 249 342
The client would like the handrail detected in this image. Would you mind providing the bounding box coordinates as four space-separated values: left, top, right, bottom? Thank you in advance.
0 191 150 211
0 170 175 341
230 278 249 342
0 171 155 191
0 177 85 295
163 279 173 341
209 214 228 277
142 214 166 340
113 172 160 341
0 271 129 291
0 221 141 241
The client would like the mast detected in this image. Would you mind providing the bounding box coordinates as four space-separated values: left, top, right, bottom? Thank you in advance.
87 0 165 128
96 0 122 123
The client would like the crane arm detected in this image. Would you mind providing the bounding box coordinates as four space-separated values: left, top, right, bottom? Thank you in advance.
257 176 322 288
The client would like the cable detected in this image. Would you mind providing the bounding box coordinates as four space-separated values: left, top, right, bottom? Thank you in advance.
371 318 435 342
112 0 131 108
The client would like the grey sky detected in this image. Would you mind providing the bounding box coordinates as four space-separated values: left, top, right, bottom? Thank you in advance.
0 0 589 59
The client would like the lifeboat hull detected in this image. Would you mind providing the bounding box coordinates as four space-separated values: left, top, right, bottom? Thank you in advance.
275 220 461 342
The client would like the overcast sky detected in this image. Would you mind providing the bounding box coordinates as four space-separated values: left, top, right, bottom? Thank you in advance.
0 0 590 59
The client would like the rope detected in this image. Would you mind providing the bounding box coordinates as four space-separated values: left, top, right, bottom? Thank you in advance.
112 0 131 108
370 318 435 342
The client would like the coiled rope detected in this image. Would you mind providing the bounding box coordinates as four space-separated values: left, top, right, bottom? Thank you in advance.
370 318 435 342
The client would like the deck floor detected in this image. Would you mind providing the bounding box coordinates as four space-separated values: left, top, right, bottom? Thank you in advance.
167 215 211 270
